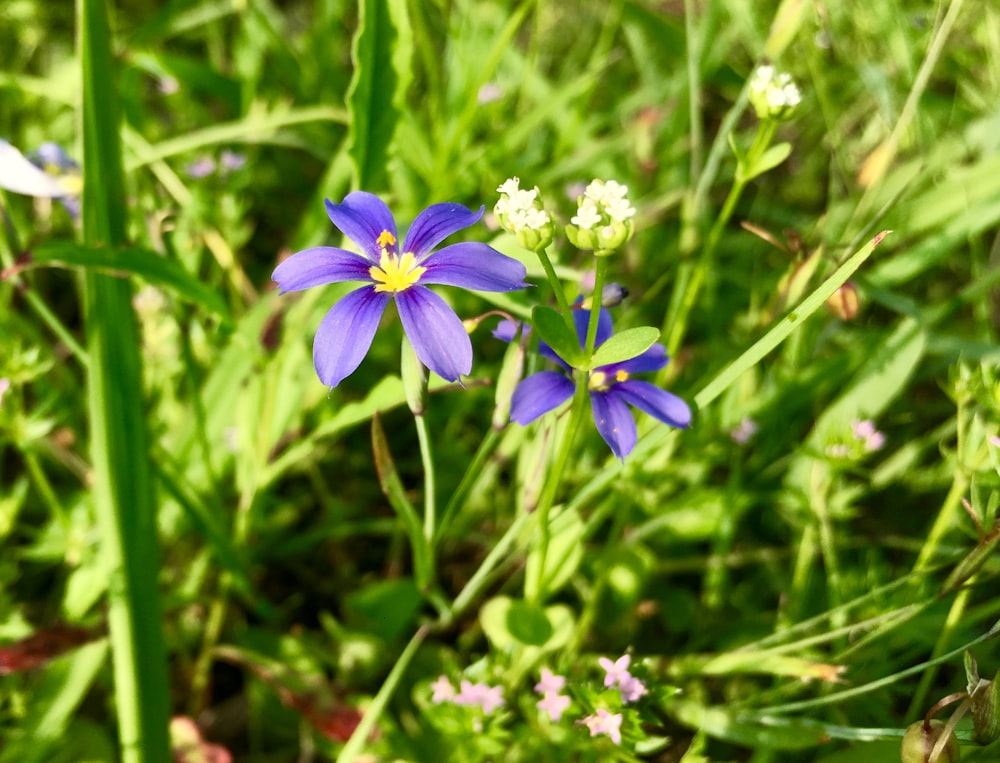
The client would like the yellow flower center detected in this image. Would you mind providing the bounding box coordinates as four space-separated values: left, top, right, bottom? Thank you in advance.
588 368 629 391
370 249 426 294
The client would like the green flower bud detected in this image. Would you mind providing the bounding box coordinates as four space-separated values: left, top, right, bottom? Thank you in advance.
900 720 960 763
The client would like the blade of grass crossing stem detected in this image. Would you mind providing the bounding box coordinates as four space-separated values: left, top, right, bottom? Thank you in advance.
80 1 171 761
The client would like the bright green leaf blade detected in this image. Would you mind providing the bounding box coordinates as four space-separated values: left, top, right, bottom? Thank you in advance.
590 326 660 369
30 241 232 325
532 305 584 367
346 0 412 190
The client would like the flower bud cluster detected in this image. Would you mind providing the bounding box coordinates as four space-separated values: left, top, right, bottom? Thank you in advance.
565 179 636 254
494 177 554 252
748 65 801 120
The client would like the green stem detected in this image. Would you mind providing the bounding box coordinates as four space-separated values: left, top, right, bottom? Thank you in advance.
452 510 534 617
415 413 436 543
664 120 776 357
80 0 171 759
533 245 577 335
435 427 502 544
335 625 429 763
0 198 89 367
527 257 610 603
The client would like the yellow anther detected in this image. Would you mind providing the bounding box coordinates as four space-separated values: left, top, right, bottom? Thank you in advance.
370 251 426 294
376 230 397 249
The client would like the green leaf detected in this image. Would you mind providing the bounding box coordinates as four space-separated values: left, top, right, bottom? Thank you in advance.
532 305 584 367
371 413 433 590
589 326 660 369
29 241 231 325
524 507 585 600
480 596 574 653
506 599 554 646
743 142 792 182
346 0 412 190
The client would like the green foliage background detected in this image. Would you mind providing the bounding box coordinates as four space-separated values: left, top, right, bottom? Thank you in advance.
1 0 999 760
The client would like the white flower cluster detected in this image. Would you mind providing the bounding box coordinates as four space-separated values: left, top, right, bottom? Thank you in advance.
565 179 636 254
748 65 801 120
570 179 635 230
495 177 552 232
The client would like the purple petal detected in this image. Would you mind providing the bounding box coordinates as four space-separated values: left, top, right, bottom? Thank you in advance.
395 287 472 382
271 247 374 292
602 343 669 375
510 371 575 424
312 287 390 387
324 192 397 260
571 308 614 349
492 319 525 343
590 391 637 460
613 380 692 429
420 242 529 291
403 203 484 259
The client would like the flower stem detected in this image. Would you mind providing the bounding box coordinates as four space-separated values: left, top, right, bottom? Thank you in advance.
335 625 429 763
664 119 777 357
415 413 436 543
533 244 577 335
527 256 609 603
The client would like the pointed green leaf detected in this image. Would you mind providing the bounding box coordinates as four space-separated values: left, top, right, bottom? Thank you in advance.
29 241 231 325
590 326 660 369
744 142 793 181
346 0 412 190
532 305 583 367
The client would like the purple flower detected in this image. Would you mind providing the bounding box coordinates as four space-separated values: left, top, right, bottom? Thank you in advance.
272 192 529 387
508 309 691 459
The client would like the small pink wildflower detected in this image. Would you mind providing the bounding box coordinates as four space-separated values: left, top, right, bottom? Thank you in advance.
580 709 623 745
598 655 631 688
454 680 505 714
988 434 1000 448
430 675 455 704
537 691 571 722
851 419 885 452
730 416 758 445
534 668 566 695
618 674 647 704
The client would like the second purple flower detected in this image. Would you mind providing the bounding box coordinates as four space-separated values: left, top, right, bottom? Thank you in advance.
272 191 529 387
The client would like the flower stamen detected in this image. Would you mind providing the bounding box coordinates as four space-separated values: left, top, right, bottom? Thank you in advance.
375 229 397 250
370 250 426 294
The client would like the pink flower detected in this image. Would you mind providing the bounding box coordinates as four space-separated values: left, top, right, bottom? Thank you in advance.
534 668 566 695
454 680 505 714
580 709 623 744
537 691 571 722
598 654 632 688
618 674 647 703
430 675 455 704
